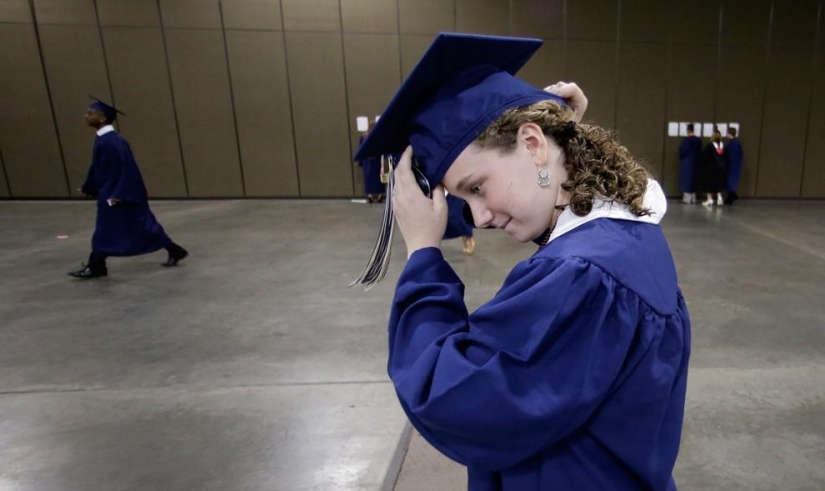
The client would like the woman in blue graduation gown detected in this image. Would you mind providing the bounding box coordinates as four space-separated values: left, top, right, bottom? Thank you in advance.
355 33 690 491
358 121 386 203
68 99 188 279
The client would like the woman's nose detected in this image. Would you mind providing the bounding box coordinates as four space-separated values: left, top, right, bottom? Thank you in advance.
466 202 494 229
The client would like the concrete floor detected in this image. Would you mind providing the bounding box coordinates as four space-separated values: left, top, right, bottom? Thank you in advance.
0 199 823 490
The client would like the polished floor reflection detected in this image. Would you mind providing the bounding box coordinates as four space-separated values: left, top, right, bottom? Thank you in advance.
0 199 823 491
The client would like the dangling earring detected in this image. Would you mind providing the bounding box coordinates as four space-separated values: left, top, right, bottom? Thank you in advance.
538 167 551 187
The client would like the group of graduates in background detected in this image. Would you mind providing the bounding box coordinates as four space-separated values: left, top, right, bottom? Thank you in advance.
679 124 743 207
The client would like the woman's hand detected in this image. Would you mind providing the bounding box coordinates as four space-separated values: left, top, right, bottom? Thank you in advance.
545 81 588 123
392 146 448 257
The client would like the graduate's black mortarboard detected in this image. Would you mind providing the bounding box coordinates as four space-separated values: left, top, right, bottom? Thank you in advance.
88 95 126 122
351 32 565 288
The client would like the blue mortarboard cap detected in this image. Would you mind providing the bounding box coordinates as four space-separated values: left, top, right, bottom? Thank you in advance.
353 32 565 186
88 95 125 122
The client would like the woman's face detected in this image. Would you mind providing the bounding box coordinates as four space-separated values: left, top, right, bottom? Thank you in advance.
441 123 564 243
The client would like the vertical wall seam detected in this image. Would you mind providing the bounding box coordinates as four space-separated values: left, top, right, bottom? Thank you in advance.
0 147 11 196
714 1 723 123
396 0 403 82
799 1 822 197
279 0 301 197
508 0 513 35
218 0 247 197
337 0 356 196
614 0 621 132
28 0 72 197
92 0 116 122
754 0 775 196
562 0 567 77
157 0 191 196
661 0 672 184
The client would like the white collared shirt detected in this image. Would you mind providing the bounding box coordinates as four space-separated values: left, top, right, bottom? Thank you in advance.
546 178 667 244
96 125 115 137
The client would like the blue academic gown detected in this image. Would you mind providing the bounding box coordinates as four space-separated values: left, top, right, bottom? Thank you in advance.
81 131 171 256
443 194 474 239
678 136 702 193
725 137 743 192
389 216 690 490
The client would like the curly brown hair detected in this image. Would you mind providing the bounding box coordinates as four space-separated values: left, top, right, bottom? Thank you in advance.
474 100 652 217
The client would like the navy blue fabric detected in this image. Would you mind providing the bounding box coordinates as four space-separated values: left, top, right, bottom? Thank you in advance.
90 100 118 122
443 194 473 239
725 137 743 192
358 135 385 195
678 135 701 193
354 33 565 186
388 218 690 490
81 132 170 256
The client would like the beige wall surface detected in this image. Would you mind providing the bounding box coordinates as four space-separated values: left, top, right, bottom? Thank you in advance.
2 0 825 199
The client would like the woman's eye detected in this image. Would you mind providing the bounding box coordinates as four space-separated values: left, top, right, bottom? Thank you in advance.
471 184 482 194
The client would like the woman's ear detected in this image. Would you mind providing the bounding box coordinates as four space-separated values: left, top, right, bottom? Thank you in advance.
518 122 548 167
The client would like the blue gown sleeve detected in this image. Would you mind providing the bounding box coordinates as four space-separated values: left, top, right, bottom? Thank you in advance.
389 247 642 471
103 139 148 204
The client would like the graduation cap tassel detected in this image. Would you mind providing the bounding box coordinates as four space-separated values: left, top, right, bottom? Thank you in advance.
349 158 396 289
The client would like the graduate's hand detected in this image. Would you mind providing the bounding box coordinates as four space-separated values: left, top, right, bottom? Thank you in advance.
545 81 588 123
393 146 447 258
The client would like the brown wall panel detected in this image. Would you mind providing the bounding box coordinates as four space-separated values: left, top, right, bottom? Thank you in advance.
159 0 221 29
400 34 432 79
0 0 32 22
757 50 814 197
617 43 667 179
568 0 616 42
566 41 616 129
518 40 563 89
721 0 769 47
717 47 765 198
102 27 186 197
342 0 397 34
97 0 160 27
803 57 825 198
671 0 720 46
511 0 563 39
221 0 282 30
667 44 716 120
33 0 95 25
226 30 299 196
771 0 819 51
282 0 339 32
165 29 243 197
0 23 66 197
456 0 508 36
285 32 352 196
39 24 111 194
620 0 668 44
344 33 401 195
665 44 716 196
399 0 455 35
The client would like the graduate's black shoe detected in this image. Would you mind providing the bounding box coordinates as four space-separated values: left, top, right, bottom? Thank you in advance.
162 249 189 267
67 264 108 279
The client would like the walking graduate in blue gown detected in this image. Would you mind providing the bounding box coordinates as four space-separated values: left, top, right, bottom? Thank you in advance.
443 193 475 255
724 126 743 204
68 98 188 279
678 123 702 204
358 120 386 203
354 33 691 491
